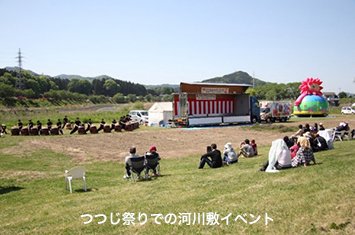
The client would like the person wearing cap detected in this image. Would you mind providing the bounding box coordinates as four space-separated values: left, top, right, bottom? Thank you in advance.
145 145 161 176
223 142 238 165
123 147 141 179
198 143 222 169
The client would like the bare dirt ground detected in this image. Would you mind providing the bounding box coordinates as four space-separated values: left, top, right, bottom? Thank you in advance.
2 116 354 163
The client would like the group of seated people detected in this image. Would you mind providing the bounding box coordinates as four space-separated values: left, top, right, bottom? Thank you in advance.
12 118 64 135
198 139 259 169
259 121 355 172
259 136 317 172
7 114 135 135
123 145 161 179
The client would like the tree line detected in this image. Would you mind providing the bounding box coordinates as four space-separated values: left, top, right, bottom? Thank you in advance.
0 68 177 104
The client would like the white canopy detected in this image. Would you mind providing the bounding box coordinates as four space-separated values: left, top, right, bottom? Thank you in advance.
148 102 173 126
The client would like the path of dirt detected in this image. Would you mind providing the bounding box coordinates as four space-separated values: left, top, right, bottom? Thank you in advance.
2 117 353 163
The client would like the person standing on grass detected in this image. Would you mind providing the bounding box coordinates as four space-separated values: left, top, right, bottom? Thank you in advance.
239 139 255 158
123 147 142 179
199 143 222 169
56 119 63 135
70 117 81 134
36 120 42 133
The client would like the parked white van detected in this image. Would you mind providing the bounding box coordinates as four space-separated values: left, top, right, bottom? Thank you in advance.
129 110 149 124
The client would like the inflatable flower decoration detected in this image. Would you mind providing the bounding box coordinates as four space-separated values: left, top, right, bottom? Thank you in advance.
294 77 323 106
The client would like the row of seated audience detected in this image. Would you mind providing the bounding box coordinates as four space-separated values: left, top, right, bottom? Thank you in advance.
4 115 135 135
260 121 355 172
198 139 259 169
197 121 354 173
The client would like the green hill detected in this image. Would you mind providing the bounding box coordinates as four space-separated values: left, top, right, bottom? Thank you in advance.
201 71 269 86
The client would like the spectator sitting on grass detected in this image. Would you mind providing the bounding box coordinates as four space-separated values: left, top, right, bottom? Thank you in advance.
250 139 258 156
239 139 255 158
292 137 316 167
223 142 238 165
259 139 292 172
198 143 222 169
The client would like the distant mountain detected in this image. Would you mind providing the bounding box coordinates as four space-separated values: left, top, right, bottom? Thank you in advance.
54 74 115 81
5 66 43 76
145 84 180 89
201 71 269 86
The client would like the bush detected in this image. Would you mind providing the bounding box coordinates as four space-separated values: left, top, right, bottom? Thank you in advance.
22 89 38 99
113 93 125 103
0 83 15 98
132 102 144 110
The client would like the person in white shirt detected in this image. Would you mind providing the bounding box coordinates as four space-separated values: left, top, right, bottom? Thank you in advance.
259 139 292 172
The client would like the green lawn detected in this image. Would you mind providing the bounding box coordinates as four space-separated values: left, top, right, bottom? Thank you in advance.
1 136 355 234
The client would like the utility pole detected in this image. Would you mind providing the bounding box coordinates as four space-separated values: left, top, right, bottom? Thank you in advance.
253 71 255 88
15 48 25 90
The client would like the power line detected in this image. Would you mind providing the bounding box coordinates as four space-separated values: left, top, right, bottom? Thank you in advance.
15 48 25 90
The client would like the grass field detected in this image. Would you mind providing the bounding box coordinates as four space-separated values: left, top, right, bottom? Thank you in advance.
1 133 355 234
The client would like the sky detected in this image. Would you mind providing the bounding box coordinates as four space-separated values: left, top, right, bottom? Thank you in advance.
0 0 354 93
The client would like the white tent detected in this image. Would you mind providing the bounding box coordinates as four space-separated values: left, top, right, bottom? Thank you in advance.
148 102 173 126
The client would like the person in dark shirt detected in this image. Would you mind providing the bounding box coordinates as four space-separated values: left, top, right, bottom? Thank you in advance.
56 119 63 134
37 120 42 134
111 119 117 130
85 119 92 132
303 123 310 133
62 115 69 129
319 123 325 131
28 119 34 130
18 119 23 130
315 134 328 151
1 124 7 134
198 143 222 169
283 136 294 148
97 118 105 132
47 119 53 129
119 116 126 129
70 117 81 134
